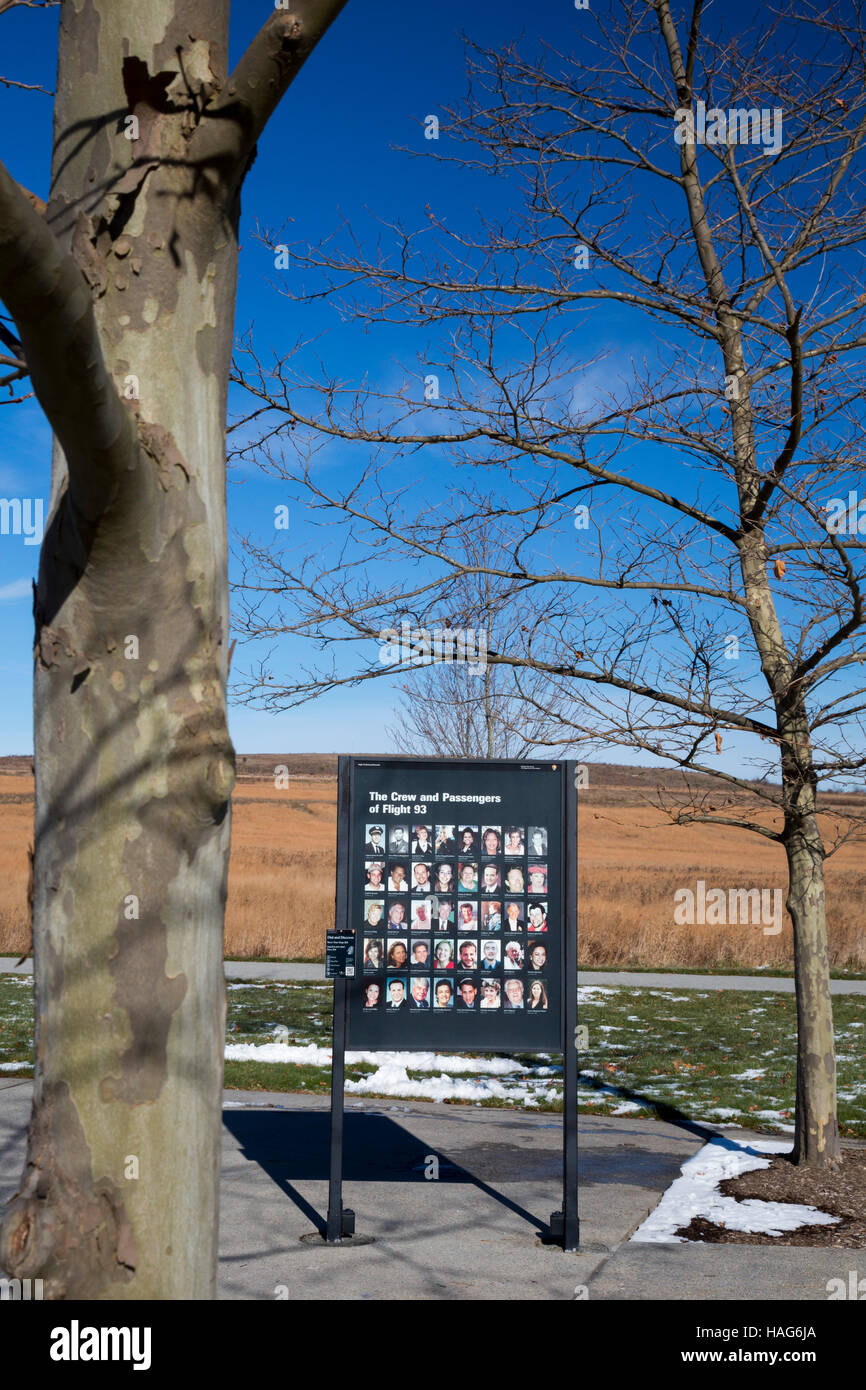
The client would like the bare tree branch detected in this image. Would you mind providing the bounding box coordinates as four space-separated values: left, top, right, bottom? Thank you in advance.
191 0 350 192
0 158 135 519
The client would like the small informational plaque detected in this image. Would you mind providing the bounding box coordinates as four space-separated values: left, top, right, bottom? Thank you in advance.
325 930 356 979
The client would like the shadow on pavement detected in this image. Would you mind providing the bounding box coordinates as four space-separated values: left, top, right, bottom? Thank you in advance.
222 1107 550 1237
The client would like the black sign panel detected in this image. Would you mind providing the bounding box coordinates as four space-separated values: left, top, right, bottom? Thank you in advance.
342 758 566 1051
325 930 356 979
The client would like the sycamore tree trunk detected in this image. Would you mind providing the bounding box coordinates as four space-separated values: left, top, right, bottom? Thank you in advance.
738 545 840 1167
0 0 348 1299
780 724 840 1165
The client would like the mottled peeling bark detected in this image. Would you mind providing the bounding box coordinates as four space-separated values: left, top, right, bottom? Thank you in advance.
787 817 839 1165
0 0 349 1299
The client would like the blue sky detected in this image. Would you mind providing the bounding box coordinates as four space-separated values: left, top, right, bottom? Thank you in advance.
1 1 862 782
1 0 535 752
3 0 614 756
1 0 571 754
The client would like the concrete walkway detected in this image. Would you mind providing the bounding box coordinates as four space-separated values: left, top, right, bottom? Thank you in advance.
0 1078 852 1301
0 957 327 981
578 969 866 995
2 957 864 993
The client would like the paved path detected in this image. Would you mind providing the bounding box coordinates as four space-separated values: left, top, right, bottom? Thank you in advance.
223 960 326 981
2 957 864 993
578 969 866 995
0 957 326 981
0 1079 852 1301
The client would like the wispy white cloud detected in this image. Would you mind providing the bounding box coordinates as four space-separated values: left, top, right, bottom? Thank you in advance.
0 578 33 602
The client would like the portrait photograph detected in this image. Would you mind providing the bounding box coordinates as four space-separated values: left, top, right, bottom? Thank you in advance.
364 860 385 891
387 861 408 892
503 826 526 856
457 825 478 854
457 901 478 932
433 897 455 930
411 860 432 892
389 824 410 854
410 938 431 967
456 939 479 972
433 978 454 1009
503 941 525 971
363 936 384 970
455 977 479 1009
458 860 478 892
527 900 548 933
386 938 409 969
480 939 501 969
411 824 434 855
503 900 525 931
386 977 408 1009
526 978 549 1011
528 827 548 857
527 864 548 894
480 825 501 855
364 900 384 929
480 900 501 931
387 901 407 928
480 862 501 895
363 980 382 1011
433 938 455 970
411 899 433 931
433 860 455 893
503 865 525 895
364 824 387 855
434 824 457 854
503 978 525 1010
479 979 501 1010
527 942 548 973
408 977 432 1008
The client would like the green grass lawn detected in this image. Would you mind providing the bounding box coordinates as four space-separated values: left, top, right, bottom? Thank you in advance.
2 976 863 1136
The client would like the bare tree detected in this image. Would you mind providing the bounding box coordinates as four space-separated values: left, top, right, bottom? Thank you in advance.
382 535 574 758
388 656 566 761
231 0 866 1168
0 0 349 1299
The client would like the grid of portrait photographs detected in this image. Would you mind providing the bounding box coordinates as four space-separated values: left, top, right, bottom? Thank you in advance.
361 822 551 1015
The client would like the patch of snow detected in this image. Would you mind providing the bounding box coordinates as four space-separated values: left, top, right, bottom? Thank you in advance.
224 1041 528 1075
630 1137 839 1243
344 1064 527 1104
749 1111 795 1132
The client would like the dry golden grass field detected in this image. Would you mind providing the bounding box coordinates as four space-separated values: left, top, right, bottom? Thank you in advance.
1 759 864 969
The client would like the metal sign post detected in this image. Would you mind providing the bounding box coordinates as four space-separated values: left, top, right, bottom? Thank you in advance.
325 975 354 1242
550 759 579 1250
325 756 355 1242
